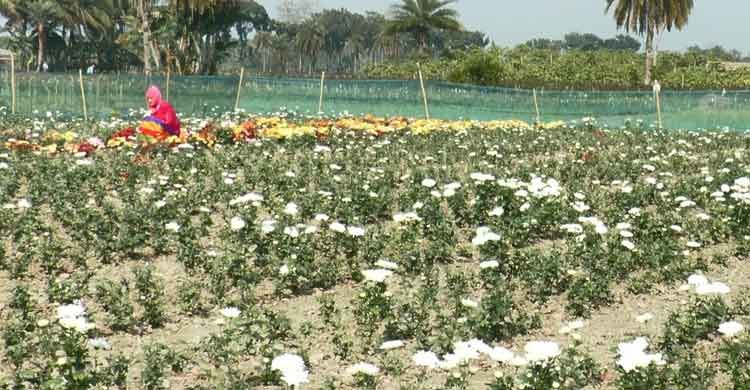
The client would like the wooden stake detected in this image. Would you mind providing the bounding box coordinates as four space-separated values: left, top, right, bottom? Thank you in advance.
318 71 325 114
166 67 171 102
653 80 662 129
417 63 430 120
533 88 541 124
10 53 15 114
234 67 244 111
79 69 88 121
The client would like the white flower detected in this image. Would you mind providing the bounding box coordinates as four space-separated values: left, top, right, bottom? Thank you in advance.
479 260 499 269
279 265 290 275
421 178 437 188
375 260 399 270
461 298 479 308
347 226 365 237
165 221 180 232
718 321 744 337
686 241 702 248
283 226 300 238
0 162 8 169
687 274 708 287
230 216 246 231
670 225 683 232
57 303 86 320
488 207 505 217
393 212 421 223
695 281 730 295
87 338 110 350
636 313 654 323
412 201 424 210
271 353 309 386
489 347 515 363
154 200 166 209
616 337 665 372
76 159 94 166
346 362 380 376
561 224 584 234
519 202 531 212
628 207 641 216
229 192 264 206
572 201 590 213
621 240 636 251
17 199 32 209
379 340 405 350
314 213 330 222
261 219 277 233
284 202 299 215
470 172 495 182
413 351 440 369
329 221 347 233
524 341 561 362
220 307 241 318
472 226 501 246
362 269 393 283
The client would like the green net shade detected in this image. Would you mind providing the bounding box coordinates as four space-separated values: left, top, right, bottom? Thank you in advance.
1 72 749 130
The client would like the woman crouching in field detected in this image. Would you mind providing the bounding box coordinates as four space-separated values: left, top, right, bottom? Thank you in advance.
139 85 181 142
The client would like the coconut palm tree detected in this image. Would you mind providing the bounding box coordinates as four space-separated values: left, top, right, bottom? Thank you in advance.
605 0 694 85
385 0 461 55
252 31 273 73
294 19 325 74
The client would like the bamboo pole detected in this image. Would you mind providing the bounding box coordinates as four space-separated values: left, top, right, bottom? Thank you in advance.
79 69 88 121
166 67 171 102
533 88 541 124
234 67 244 111
653 80 662 129
10 53 15 114
318 71 325 114
417 63 430 120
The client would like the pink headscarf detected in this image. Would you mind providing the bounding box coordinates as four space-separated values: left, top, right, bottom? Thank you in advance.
146 85 162 110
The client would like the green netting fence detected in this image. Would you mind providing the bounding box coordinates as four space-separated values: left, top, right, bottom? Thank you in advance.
0 71 749 130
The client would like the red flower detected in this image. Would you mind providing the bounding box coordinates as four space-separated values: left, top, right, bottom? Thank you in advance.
77 143 95 155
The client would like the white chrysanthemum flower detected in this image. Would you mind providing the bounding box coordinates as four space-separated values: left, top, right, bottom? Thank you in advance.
696 281 730 295
393 212 422 223
374 260 399 270
489 346 515 363
472 226 501 246
461 298 479 308
87 338 110 350
479 260 499 269
230 216 246 231
488 207 505 217
154 200 166 209
519 202 531 212
421 178 437 188
380 340 405 350
165 221 180 232
718 321 744 337
279 265 290 275
620 230 634 238
524 341 561 362
687 274 709 287
228 192 264 206
559 319 585 334
57 302 86 320
283 202 299 216
329 221 347 233
271 353 309 386
670 225 683 232
621 240 636 251
572 201 590 213
561 224 583 234
616 337 665 372
346 362 380 376
347 226 365 237
413 351 440 368
314 213 330 222
283 226 300 238
686 241 702 248
636 313 654 323
17 199 32 209
412 201 424 210
220 307 241 318
362 269 393 283
0 162 8 169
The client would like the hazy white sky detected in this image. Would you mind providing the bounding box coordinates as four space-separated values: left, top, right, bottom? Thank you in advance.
258 0 750 53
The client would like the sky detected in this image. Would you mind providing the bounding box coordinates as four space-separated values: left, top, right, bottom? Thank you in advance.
258 0 750 54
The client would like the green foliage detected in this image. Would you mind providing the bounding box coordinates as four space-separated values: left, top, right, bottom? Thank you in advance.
134 264 168 328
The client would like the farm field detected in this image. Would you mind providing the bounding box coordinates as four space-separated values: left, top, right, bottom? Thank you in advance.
1 111 750 389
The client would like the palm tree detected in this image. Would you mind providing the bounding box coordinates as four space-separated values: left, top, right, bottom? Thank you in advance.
385 0 461 55
295 19 325 74
252 31 273 73
605 0 694 85
0 0 73 71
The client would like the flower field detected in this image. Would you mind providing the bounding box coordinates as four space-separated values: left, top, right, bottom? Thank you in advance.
1 110 750 389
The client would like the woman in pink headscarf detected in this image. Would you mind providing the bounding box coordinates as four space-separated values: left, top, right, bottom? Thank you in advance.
139 85 181 141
